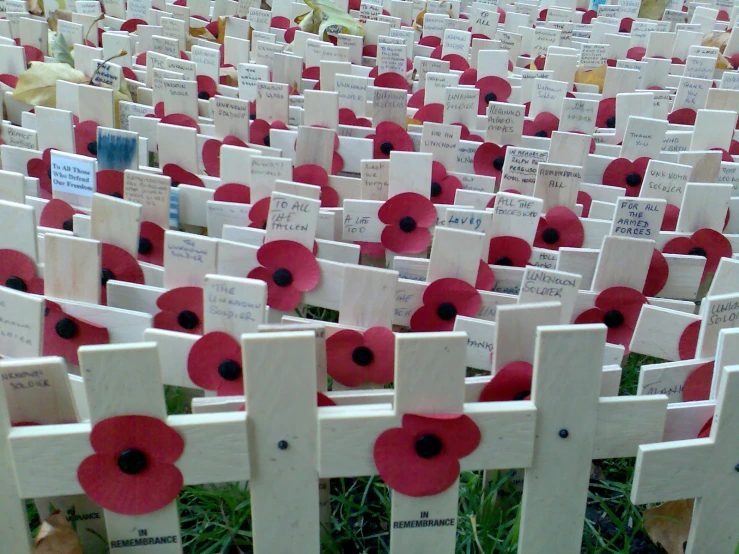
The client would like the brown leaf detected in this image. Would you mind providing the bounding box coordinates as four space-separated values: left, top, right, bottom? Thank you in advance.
220 66 238 88
26 0 44 15
574 63 608 94
33 512 83 554
642 499 694 554
190 25 216 41
702 31 730 52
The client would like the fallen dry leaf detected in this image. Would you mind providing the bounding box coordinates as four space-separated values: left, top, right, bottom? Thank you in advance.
190 25 216 41
574 63 607 94
702 31 730 53
13 61 88 108
638 0 669 20
642 499 694 554
33 512 83 554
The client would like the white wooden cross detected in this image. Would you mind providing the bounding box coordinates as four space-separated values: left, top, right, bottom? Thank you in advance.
631 363 739 554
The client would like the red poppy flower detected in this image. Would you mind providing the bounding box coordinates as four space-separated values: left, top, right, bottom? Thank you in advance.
408 89 426 107
356 241 386 259
473 142 508 183
475 260 495 291
187 331 245 395
196 75 217 101
476 76 512 115
95 170 124 197
678 320 701 361
429 161 461 205
710 147 734 162
662 228 733 279
378 192 436 254
40 199 80 230
0 249 44 294
248 197 269 229
214 183 251 204
293 164 339 208
413 103 444 123
202 135 247 177
697 417 713 438
77 415 184 515
22 45 45 63
667 108 697 126
74 120 99 157
455 122 483 142
326 326 395 387
373 413 481 497
574 287 648 351
523 112 559 138
160 113 200 132
529 55 546 70
534 207 584 250
728 53 739 70
578 191 593 217
0 74 19 88
429 47 470 71
162 163 204 188
626 47 646 61
478 361 533 401
247 240 320 311
409 278 482 332
369 121 414 159
619 17 634 32
249 118 288 148
120 18 147 32
374 72 411 91
418 36 441 48
339 108 372 127
601 157 650 197
100 243 145 305
596 97 616 129
580 9 597 23
682 362 713 401
643 249 669 297
137 221 165 266
27 148 56 199
284 26 301 43
43 300 110 365
661 203 680 231
271 15 291 28
487 236 532 266
154 287 204 335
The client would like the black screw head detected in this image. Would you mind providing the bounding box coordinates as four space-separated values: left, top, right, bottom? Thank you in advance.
87 141 98 156
625 172 642 187
398 216 417 233
603 309 624 329
688 247 707 258
485 92 497 103
559 429 569 438
100 268 115 287
379 141 394 155
177 310 199 330
278 440 288 450
415 434 443 459
534 130 548 138
437 302 457 321
5 276 27 292
605 116 616 128
138 237 153 255
55 318 78 339
493 156 505 171
272 268 293 287
62 218 74 232
217 359 242 381
430 181 442 197
541 227 560 245
198 91 210 100
495 257 513 266
117 448 148 475
734 463 739 473
263 136 270 147
351 345 374 367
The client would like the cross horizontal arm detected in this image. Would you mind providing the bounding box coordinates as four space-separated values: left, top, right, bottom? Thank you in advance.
592 396 668 459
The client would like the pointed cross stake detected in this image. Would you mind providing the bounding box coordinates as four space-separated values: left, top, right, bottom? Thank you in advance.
631 364 739 554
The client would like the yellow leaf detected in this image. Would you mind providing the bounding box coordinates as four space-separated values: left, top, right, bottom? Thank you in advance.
638 0 669 20
303 0 364 40
642 499 694 554
716 53 733 69
702 31 731 52
33 512 83 554
12 61 88 108
217 15 228 44
574 63 608 94
190 25 216 41
26 0 43 15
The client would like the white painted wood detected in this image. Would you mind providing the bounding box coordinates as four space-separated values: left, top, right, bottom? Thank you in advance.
43 233 101 304
493 302 561 373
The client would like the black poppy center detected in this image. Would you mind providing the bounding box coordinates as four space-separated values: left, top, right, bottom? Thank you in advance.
250 113 256 120
171 180 180 188
415 434 443 459
62 218 74 232
111 192 123 198
263 136 271 147
5 276 27 291
688 247 707 258
495 257 513 266
399 216 417 233
492 156 505 171
513 390 530 400
47 169 52 180
625 173 642 187
603 309 624 329
430 181 442 197
380 141 394 155
351 345 374 366
87 141 98 156
177 310 199 330
541 228 560 245
198 91 211 100
534 130 548 138
55 318 78 339
606 116 616 128
485 92 497 103
117 448 147 475
100 268 115 287
138 237 153 255
272 268 293 287
437 302 457 321
217 359 242 381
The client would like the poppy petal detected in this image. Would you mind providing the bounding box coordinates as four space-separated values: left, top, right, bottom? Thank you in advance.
682 362 714 401
381 225 432 254
326 329 366 387
479 361 533 401
254 240 320 291
187 331 243 393
138 221 165 266
642 249 669 297
678 320 701 361
214 183 251 204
